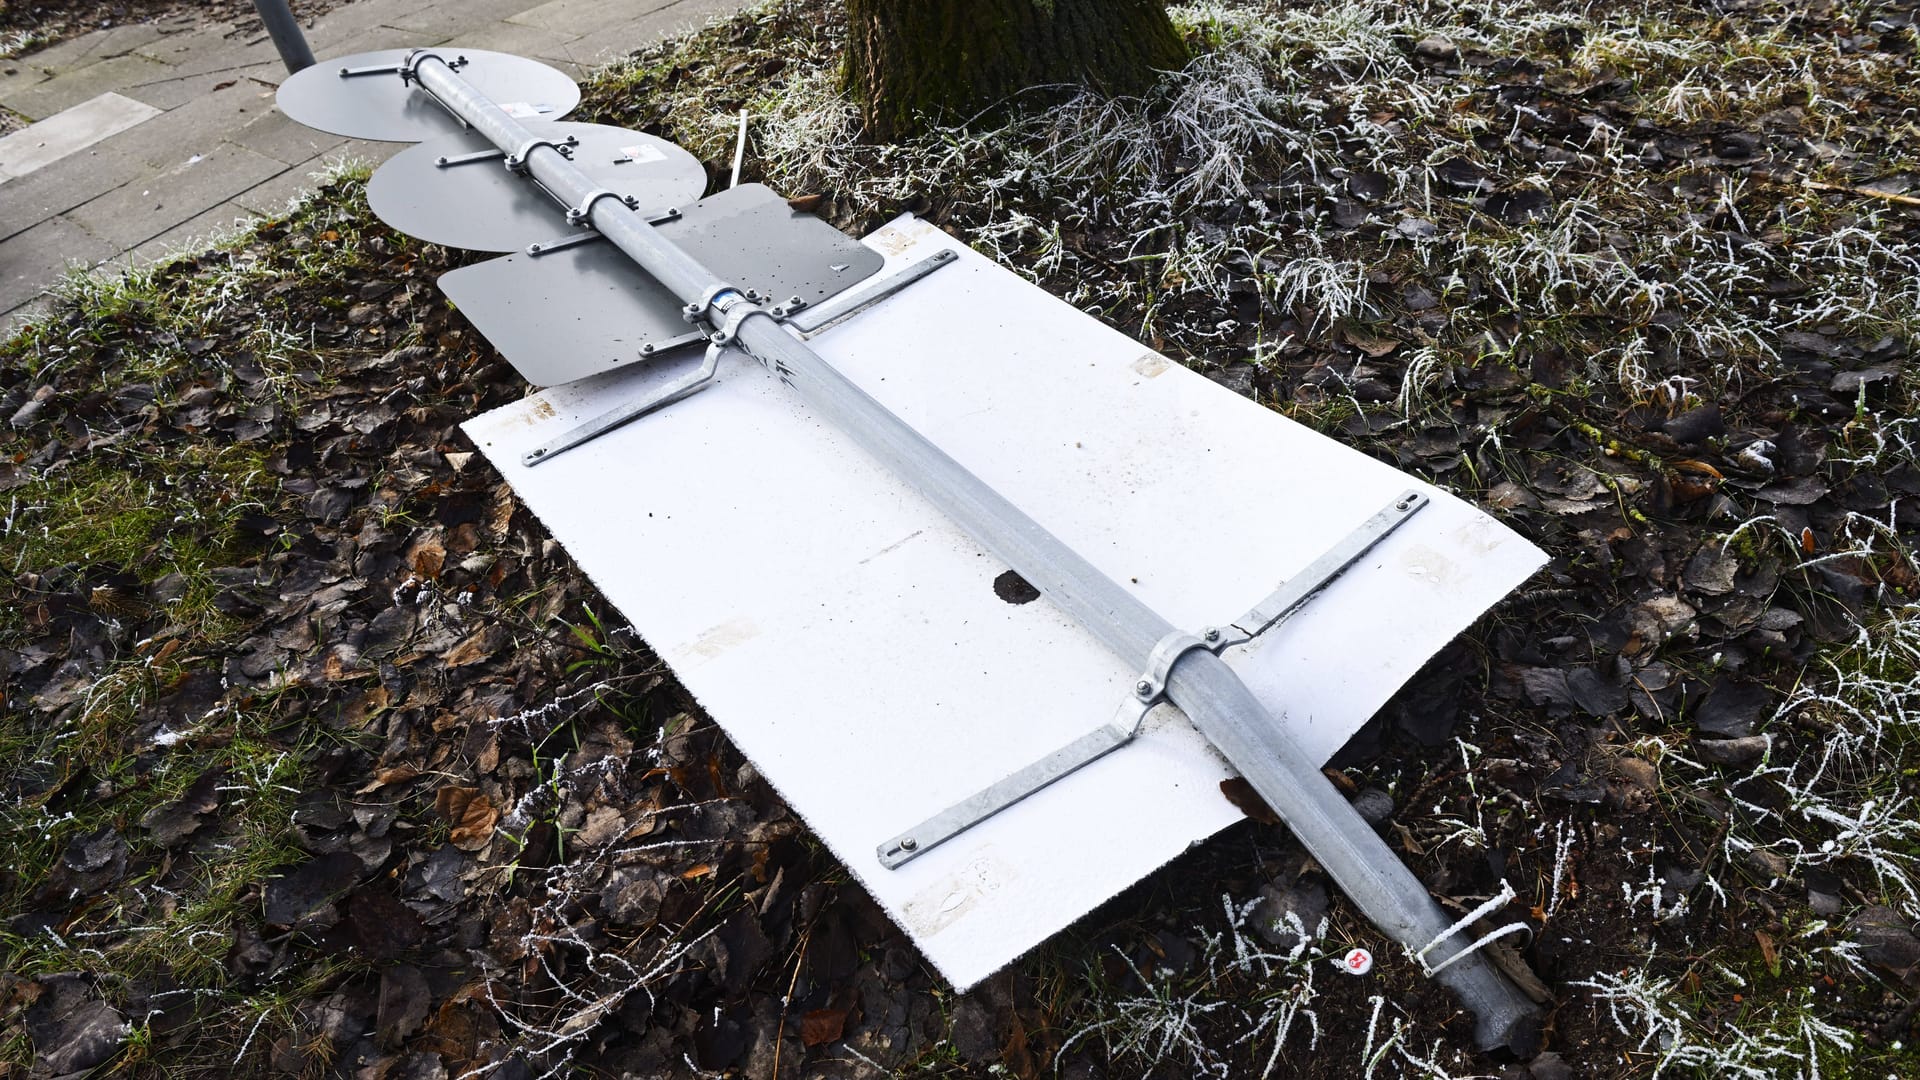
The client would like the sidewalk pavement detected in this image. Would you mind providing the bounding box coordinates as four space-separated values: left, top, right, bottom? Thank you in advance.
0 0 749 328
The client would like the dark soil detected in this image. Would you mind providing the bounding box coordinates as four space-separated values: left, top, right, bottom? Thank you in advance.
4 0 1920 1077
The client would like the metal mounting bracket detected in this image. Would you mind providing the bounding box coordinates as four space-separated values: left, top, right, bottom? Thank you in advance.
566 187 639 227
343 50 468 80
519 250 960 464
876 489 1430 869
1199 489 1429 652
522 337 742 467
526 208 682 257
398 49 467 85
338 61 407 78
506 133 579 173
779 248 959 334
684 283 743 325
435 146 506 168
1133 632 1211 704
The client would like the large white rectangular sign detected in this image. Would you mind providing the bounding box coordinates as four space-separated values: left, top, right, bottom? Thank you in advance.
463 217 1545 988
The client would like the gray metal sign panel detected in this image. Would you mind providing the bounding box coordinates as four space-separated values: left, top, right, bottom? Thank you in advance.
367 123 707 252
439 183 885 386
276 48 579 142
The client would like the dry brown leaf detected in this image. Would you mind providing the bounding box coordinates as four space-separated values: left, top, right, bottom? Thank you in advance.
1219 777 1281 825
487 485 516 539
437 786 499 851
1340 327 1403 357
799 1007 848 1047
343 685 390 728
323 651 372 682
475 733 500 774
357 764 419 794
442 625 506 668
412 536 446 580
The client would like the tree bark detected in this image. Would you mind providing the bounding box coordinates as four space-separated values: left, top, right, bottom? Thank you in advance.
845 0 1188 141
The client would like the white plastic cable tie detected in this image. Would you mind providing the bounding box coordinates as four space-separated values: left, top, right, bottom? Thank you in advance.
1414 879 1517 975
729 109 749 189
1424 919 1530 977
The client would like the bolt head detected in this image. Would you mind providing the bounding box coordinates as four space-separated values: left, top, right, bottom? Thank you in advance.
1136 680 1153 695
899 838 918 852
1204 628 1220 642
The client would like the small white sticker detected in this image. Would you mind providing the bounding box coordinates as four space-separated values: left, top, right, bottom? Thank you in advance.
1342 948 1374 975
499 102 553 119
616 144 667 165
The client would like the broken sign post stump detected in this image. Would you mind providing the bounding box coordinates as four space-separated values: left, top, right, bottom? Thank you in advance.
252 0 315 74
277 45 1545 1051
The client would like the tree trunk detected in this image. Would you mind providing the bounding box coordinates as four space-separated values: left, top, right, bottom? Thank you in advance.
845 0 1188 141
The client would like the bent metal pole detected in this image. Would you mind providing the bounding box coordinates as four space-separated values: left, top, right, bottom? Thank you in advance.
402 50 1540 1050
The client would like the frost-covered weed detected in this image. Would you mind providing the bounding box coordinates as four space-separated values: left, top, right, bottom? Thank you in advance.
704 0 1920 403
1733 607 1920 888
1575 961 1854 1078
1059 895 1329 1079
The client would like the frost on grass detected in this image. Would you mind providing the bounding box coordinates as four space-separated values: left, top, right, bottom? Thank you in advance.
627 0 1920 405
1700 607 1920 915
1576 960 1854 1079
1059 895 1331 1080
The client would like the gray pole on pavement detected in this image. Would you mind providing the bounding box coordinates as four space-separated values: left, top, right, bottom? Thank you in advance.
254 0 316 73
403 50 1541 1053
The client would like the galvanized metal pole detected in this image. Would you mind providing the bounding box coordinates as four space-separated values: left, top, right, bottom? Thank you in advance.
254 0 316 74
409 54 1541 1052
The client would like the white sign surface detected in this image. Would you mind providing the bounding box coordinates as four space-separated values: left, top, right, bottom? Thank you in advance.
462 216 1546 989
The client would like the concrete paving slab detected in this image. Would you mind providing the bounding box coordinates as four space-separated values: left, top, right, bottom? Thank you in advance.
448 22 589 71
577 0 749 65
0 144 147 240
303 0 440 53
0 91 160 180
231 138 399 218
134 25 283 81
227 104 348 166
119 65 280 112
67 142 288 250
2 296 53 336
231 155 333 217
98 79 267 169
0 214 115 317
43 22 176 67
119 198 261 269
1 53 173 121
17 23 172 71
297 26 455 76
385 0 554 35
0 62 53 101
332 137 404 167
506 0 684 41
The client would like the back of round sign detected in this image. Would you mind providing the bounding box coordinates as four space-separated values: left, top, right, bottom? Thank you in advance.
367 122 708 252
275 48 581 142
